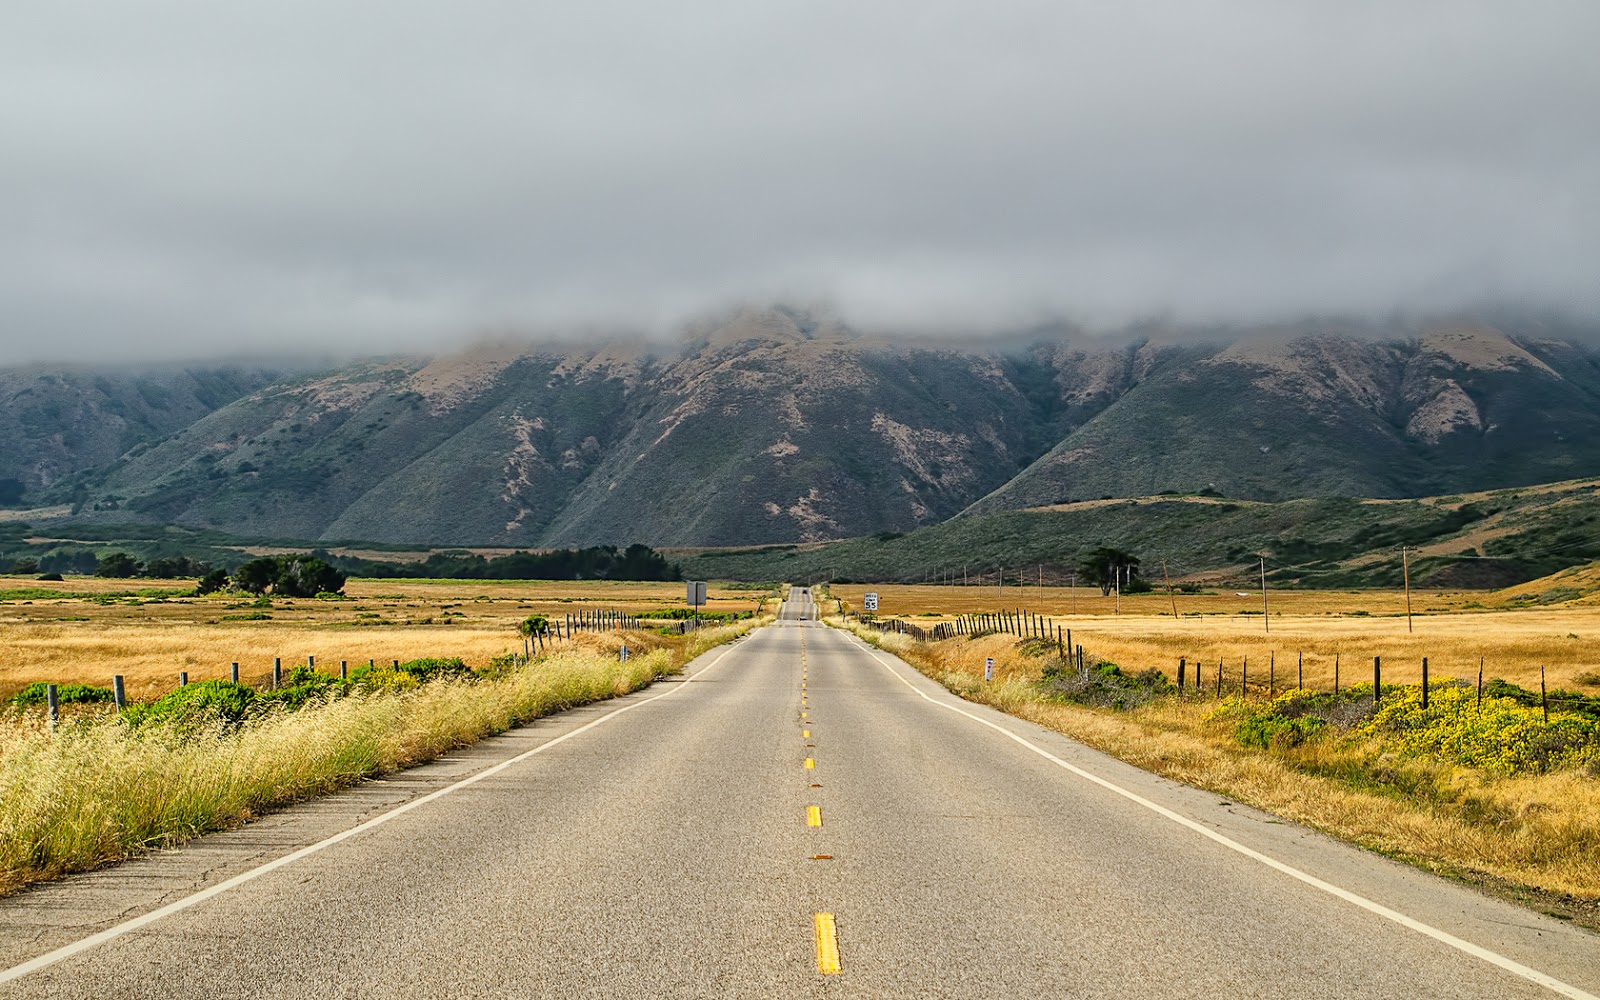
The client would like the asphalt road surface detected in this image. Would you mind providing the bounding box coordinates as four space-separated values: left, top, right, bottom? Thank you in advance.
2 588 1595 997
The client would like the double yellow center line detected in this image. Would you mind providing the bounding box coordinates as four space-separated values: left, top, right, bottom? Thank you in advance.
800 629 842 976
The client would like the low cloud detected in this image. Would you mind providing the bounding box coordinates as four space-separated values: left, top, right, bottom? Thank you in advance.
2 1 1597 362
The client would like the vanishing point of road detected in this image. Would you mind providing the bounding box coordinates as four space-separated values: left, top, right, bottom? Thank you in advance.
1 588 1595 998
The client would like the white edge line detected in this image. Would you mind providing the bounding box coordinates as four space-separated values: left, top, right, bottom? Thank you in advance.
0 640 746 984
848 633 1598 1000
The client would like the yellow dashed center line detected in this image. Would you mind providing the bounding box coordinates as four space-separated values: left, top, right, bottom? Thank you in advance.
802 729 810 738
807 805 823 827
813 913 842 974
804 758 815 770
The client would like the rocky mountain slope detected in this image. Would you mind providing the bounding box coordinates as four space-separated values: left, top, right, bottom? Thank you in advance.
4 309 1598 547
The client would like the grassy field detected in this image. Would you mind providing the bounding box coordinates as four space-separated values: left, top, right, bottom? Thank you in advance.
828 582 1600 694
0 577 774 702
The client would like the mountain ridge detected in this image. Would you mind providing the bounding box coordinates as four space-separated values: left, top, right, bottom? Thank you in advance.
3 309 1597 547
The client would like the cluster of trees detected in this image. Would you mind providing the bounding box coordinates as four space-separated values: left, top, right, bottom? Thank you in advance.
86 550 346 597
94 553 212 579
339 543 681 582
206 555 347 598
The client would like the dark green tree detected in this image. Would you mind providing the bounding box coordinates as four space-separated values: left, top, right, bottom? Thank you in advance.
196 568 231 595
95 552 142 579
233 558 279 595
274 556 346 598
1077 547 1141 596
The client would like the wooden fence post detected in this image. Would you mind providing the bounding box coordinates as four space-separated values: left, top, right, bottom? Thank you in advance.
1269 653 1275 698
1421 657 1429 709
1298 651 1303 691
341 661 348 681
1477 658 1483 712
1334 653 1339 694
231 662 240 683
1177 657 1186 691
179 672 188 687
1373 656 1381 707
1541 665 1549 723
113 675 125 711
1216 660 1223 698
273 658 282 690
47 684 58 729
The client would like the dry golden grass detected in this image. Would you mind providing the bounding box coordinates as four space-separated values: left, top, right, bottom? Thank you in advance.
838 621 1600 922
829 583 1600 693
0 578 775 701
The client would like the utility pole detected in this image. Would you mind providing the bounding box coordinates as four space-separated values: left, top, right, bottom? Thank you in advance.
1402 545 1413 634
1038 564 1043 604
1163 560 1178 620
1260 555 1270 634
1070 572 1076 615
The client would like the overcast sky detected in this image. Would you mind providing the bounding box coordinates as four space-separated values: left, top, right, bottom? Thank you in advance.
2 1 1597 363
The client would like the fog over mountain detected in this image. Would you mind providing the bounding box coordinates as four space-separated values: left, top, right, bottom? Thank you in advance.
3 2 1598 364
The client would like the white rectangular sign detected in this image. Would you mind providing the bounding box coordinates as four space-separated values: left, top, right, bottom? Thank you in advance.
863 592 879 612
687 581 707 607
984 657 994 681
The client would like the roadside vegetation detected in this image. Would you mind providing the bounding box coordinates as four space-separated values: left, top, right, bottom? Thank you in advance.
0 614 765 897
829 596 1600 928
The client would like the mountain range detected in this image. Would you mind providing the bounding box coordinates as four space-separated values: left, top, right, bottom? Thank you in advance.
2 308 1598 548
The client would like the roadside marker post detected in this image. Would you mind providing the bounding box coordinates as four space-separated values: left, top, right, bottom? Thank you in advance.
984 657 994 682
687 581 707 631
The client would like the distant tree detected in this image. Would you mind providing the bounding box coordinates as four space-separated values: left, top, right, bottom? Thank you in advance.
146 555 208 579
9 557 38 575
95 552 142 579
1077 547 1141 597
233 558 279 595
274 556 346 598
195 569 231 595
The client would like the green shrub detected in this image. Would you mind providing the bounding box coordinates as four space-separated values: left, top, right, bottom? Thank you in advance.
9 682 114 707
1234 711 1326 749
258 667 341 710
349 657 472 690
122 680 258 729
518 615 549 635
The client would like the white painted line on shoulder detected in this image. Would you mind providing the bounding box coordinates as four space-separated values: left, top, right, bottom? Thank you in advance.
0 640 748 985
853 637 1597 1000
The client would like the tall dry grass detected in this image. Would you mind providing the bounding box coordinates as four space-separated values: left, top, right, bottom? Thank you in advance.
0 619 764 896
836 620 1600 913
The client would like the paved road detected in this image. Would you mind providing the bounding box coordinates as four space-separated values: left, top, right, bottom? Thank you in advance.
2 588 1595 997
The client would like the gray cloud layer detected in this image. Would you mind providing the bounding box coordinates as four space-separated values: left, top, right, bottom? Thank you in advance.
3 1 1597 362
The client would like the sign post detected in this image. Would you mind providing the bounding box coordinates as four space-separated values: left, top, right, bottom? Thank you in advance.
687 581 707 631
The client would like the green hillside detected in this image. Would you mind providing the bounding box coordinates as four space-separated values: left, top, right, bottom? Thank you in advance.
675 478 1600 588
